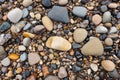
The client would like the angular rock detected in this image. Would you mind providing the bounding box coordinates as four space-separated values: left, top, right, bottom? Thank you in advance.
81 38 104 56
22 8 29 18
73 28 88 43
7 8 23 23
0 22 10 32
0 34 11 45
46 36 71 51
109 27 117 34
48 6 69 23
28 53 40 65
23 22 31 30
72 6 87 17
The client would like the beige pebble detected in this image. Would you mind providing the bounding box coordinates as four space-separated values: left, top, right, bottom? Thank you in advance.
101 60 115 71
92 14 102 25
42 16 53 31
105 38 113 46
46 36 71 51
108 3 118 9
22 0 33 7
35 13 41 20
30 12 34 18
58 0 68 5
7 71 13 77
104 23 112 28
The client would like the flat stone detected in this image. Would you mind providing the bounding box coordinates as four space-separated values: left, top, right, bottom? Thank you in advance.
58 0 68 5
20 52 27 61
103 11 111 23
33 25 45 33
28 53 40 65
108 3 118 8
81 38 104 56
42 16 53 31
108 69 120 79
42 0 51 7
0 34 11 45
105 38 113 46
0 22 10 32
22 8 29 18
8 53 19 60
7 8 23 23
23 38 31 46
18 45 26 51
22 0 33 7
92 14 102 25
109 27 117 34
101 60 115 71
46 36 71 51
101 5 108 12
58 67 67 78
73 28 88 43
45 75 60 80
72 65 81 72
23 22 31 30
0 46 7 60
48 6 69 23
95 25 108 33
72 6 87 17
1 57 10 66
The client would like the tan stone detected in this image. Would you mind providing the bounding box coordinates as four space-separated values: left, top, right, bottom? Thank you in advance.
108 3 118 9
92 14 102 25
105 38 113 46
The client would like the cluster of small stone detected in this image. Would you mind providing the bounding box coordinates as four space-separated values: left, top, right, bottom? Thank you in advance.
0 0 120 80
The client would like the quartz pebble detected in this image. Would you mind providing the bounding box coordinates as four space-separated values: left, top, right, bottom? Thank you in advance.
73 28 88 43
1 57 10 66
45 75 60 80
18 45 26 51
58 0 68 5
103 11 111 23
105 38 113 46
101 60 115 71
72 6 87 17
42 16 53 31
23 38 31 46
109 27 117 34
92 14 102 25
108 3 118 8
46 36 71 51
7 8 23 23
8 54 19 60
22 8 29 18
58 67 67 78
20 52 27 61
95 25 108 33
22 0 33 7
90 63 98 72
28 53 40 65
81 38 104 56
48 6 69 23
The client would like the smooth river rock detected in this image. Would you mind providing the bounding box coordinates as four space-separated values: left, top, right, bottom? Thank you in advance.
46 36 71 51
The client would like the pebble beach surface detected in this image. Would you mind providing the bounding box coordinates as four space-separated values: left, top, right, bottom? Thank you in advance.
0 0 120 80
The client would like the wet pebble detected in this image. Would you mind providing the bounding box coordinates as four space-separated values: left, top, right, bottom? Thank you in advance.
75 51 82 59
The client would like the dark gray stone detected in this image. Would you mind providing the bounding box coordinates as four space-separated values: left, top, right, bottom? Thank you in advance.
108 69 120 79
72 43 81 49
0 46 7 60
42 0 51 7
0 22 10 32
100 5 108 12
48 6 69 23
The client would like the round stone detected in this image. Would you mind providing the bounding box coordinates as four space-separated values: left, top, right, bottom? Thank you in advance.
95 25 108 33
42 0 52 7
22 8 29 18
101 60 115 71
73 28 88 43
103 11 111 23
100 5 108 12
92 14 102 25
33 25 45 33
58 67 67 78
105 38 113 46
8 54 19 60
58 0 68 5
18 45 26 51
23 38 31 47
108 3 118 8
1 57 10 66
90 63 98 72
22 0 33 7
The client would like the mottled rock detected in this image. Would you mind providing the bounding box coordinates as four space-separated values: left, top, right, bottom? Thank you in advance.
58 67 67 78
0 46 7 60
23 38 31 46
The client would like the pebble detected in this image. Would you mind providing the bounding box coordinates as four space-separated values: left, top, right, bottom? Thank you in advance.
20 52 27 61
45 75 60 80
73 28 88 43
28 53 40 65
46 36 71 51
42 0 51 8
80 20 89 28
42 16 53 31
116 12 120 19
42 65 49 77
23 22 31 30
8 53 19 60
58 67 67 78
105 38 113 46
103 11 111 23
30 12 34 18
72 6 87 17
0 46 7 60
7 8 23 23
18 45 26 51
1 57 10 66
81 37 104 56
72 43 81 49
7 71 13 77
23 38 31 46
33 25 45 33
23 32 35 38
108 69 120 79
58 0 68 5
101 60 115 71
35 13 41 20
16 67 22 73
1 67 8 73
104 23 112 28
108 3 118 8
90 63 98 72
11 21 26 33
27 74 36 80
75 51 82 59
100 5 108 12
109 27 117 34
22 8 29 18
0 22 10 32
95 25 108 33
15 75 22 80
48 6 69 23
92 14 102 25
72 65 81 72
22 0 33 7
